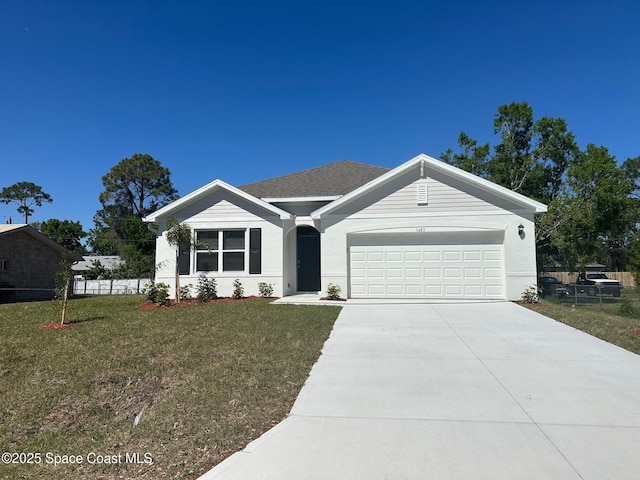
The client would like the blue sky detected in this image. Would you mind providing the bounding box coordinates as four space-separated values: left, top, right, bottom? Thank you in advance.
1 0 638 234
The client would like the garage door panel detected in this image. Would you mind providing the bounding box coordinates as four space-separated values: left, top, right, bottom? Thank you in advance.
465 285 483 296
484 251 501 261
405 251 421 262
349 233 504 299
444 284 462 295
425 252 442 262
444 268 462 278
484 268 502 278
367 251 384 262
486 285 503 296
387 268 403 278
425 268 442 278
464 268 482 278
463 250 481 261
425 285 443 295
406 268 423 278
386 252 402 262
443 251 460 261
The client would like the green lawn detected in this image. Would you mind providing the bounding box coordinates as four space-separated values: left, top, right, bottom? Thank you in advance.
524 288 640 355
0 296 340 479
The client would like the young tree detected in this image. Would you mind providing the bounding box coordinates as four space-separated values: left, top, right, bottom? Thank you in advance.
0 181 53 223
54 255 75 326
165 218 192 302
164 217 207 302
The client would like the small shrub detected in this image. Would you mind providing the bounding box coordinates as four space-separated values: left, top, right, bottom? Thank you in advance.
232 279 244 299
618 299 637 318
197 274 217 302
326 283 342 300
143 282 170 306
521 285 539 304
179 284 192 300
258 282 274 298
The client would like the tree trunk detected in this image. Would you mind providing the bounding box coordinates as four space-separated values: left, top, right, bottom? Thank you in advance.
175 250 181 303
60 281 69 326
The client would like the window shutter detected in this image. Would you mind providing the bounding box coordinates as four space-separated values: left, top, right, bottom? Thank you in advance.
417 183 428 205
249 228 261 274
178 243 190 275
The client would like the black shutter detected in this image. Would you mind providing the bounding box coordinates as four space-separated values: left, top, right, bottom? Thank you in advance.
249 228 261 274
178 242 190 275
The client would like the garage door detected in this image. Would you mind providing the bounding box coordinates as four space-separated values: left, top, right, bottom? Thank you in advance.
349 232 504 299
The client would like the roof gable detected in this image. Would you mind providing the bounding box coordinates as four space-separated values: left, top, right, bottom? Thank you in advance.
239 160 390 198
0 224 83 261
143 179 293 223
311 154 548 218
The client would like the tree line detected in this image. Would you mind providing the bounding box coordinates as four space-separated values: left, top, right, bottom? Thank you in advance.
1 154 177 279
2 102 639 279
442 101 638 275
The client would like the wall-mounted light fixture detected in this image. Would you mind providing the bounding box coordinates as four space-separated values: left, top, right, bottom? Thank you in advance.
517 224 524 236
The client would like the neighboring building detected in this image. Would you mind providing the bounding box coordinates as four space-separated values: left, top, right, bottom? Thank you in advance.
0 224 83 302
143 154 547 301
72 255 124 277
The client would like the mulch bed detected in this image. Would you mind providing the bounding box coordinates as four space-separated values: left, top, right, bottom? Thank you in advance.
40 319 87 330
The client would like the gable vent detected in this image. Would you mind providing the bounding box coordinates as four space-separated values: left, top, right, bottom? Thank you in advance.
417 183 428 205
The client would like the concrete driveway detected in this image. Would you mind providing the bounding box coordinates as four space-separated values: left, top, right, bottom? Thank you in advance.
200 301 640 480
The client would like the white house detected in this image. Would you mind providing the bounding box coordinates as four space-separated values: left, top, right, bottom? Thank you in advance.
143 154 547 301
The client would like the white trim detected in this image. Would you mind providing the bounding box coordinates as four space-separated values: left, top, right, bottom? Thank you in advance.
320 209 536 220
261 196 341 202
311 153 547 219
143 179 294 223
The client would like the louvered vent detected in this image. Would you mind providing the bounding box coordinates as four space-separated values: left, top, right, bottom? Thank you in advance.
417 183 428 205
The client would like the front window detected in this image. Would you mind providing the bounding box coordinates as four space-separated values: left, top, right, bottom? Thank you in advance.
196 230 245 272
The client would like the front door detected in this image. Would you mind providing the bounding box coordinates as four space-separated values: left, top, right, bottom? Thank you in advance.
296 226 321 291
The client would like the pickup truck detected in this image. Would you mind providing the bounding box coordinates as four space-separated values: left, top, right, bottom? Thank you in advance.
568 272 622 297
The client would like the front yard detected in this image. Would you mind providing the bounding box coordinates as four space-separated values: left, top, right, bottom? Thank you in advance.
0 296 340 479
524 288 640 355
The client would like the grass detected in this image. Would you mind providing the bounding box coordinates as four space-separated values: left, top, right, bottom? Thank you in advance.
524 288 640 355
0 295 340 479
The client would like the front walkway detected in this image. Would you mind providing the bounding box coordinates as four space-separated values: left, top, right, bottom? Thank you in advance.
200 302 640 479
270 293 346 306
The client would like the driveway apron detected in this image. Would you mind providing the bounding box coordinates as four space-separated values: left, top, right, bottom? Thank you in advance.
199 301 640 480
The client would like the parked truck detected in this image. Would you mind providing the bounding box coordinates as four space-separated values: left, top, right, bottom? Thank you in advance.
567 272 622 297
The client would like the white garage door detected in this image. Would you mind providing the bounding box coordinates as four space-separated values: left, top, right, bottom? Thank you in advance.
349 232 504 299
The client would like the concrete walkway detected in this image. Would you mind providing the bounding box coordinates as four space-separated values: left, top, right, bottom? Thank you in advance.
199 301 640 480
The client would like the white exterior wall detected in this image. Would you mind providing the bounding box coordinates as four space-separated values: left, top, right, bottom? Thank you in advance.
317 169 540 301
319 211 537 301
152 192 285 299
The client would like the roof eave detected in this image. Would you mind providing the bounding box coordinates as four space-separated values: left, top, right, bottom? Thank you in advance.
311 153 548 218
143 179 294 223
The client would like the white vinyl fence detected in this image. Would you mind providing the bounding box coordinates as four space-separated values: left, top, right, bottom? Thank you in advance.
73 278 153 295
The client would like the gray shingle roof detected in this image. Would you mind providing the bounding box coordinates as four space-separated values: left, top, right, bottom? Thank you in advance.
238 160 390 198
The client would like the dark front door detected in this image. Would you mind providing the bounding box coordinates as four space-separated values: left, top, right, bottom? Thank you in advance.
296 226 321 291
